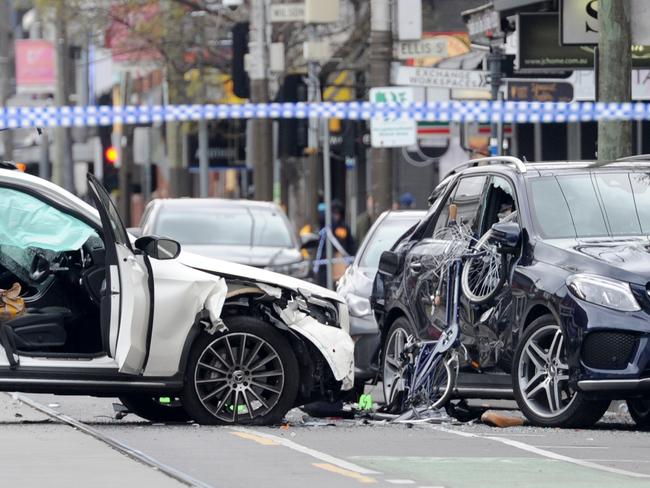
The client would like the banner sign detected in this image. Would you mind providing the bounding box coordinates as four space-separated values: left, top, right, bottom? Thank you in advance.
15 40 56 94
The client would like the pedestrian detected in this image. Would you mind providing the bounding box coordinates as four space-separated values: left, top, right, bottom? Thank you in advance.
355 194 376 244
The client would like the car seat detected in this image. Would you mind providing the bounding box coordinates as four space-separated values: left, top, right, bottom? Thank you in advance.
1 307 70 353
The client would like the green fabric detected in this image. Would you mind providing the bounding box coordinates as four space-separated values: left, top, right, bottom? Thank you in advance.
0 188 95 252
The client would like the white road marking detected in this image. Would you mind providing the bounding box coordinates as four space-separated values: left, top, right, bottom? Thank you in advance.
229 427 380 475
385 480 415 485
534 445 608 449
432 426 650 479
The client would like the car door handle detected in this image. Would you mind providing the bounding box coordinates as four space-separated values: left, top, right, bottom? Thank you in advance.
409 261 422 272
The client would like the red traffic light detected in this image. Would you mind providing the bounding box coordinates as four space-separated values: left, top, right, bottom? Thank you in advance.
105 146 118 165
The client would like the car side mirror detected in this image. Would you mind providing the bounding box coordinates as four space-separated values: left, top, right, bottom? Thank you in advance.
134 236 181 260
127 227 143 238
490 222 521 251
378 251 400 276
300 232 320 249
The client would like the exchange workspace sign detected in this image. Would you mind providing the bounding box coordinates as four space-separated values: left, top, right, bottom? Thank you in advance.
392 66 489 89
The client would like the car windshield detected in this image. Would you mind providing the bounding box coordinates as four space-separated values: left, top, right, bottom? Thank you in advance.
528 172 650 238
154 206 295 248
359 216 420 269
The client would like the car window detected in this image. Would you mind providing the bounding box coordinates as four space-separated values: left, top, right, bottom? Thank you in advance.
528 172 650 239
0 187 99 280
155 206 295 248
433 175 487 236
88 177 131 249
482 176 518 233
359 217 421 269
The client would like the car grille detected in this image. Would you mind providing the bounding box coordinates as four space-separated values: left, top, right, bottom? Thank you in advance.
581 331 638 370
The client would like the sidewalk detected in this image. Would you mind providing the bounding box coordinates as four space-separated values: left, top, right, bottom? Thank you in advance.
0 395 183 488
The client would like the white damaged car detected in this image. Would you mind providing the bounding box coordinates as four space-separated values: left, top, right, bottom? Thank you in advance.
0 165 354 425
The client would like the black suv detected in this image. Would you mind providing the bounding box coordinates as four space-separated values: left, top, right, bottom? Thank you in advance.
373 156 650 428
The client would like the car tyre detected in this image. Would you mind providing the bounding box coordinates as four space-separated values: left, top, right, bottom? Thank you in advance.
627 398 650 428
182 315 299 425
513 315 609 428
118 395 191 423
382 317 418 410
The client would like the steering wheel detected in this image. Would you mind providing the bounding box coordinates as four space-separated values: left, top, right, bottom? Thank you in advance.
29 253 52 283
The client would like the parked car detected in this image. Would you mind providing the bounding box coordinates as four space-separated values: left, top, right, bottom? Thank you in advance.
337 210 425 386
0 165 353 425
134 198 312 279
373 156 650 428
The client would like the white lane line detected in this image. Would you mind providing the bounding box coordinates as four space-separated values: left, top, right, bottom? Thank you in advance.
229 427 380 475
535 446 608 449
432 426 650 480
385 480 415 485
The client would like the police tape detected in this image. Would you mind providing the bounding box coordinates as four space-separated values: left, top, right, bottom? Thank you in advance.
1 100 650 128
311 255 355 272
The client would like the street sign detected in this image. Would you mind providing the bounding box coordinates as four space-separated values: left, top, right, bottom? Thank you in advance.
393 38 449 60
369 87 417 148
461 3 502 45
506 80 574 102
270 3 305 23
392 65 488 89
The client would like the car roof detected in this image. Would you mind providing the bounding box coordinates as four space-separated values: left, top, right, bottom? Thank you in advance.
155 198 282 210
381 210 426 221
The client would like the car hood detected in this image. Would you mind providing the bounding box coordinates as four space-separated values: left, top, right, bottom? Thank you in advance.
177 251 342 302
538 237 650 285
180 244 302 267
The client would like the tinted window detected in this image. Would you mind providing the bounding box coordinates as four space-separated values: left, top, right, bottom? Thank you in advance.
359 217 421 269
155 206 295 247
529 172 650 238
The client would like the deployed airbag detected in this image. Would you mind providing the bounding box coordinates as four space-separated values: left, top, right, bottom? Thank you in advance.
0 188 95 252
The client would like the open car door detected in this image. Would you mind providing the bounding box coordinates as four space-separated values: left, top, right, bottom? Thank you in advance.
87 174 151 374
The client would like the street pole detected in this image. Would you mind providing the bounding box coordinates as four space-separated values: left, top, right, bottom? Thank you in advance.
197 12 209 198
322 120 333 289
0 0 14 162
248 0 273 201
53 1 73 192
369 0 393 213
306 24 321 228
488 45 504 156
597 0 632 162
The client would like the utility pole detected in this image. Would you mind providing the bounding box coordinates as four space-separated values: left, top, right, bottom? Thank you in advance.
369 0 393 213
597 0 632 162
196 11 209 198
306 24 321 228
53 1 74 192
248 0 273 201
488 45 504 156
0 0 14 162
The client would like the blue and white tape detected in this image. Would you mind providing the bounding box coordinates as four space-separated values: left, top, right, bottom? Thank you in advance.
1 101 650 128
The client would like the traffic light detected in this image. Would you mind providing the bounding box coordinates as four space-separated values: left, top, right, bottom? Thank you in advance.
105 145 118 165
98 124 119 192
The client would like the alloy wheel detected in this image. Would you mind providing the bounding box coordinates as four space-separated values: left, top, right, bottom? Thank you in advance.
517 324 576 419
383 327 410 405
194 333 285 423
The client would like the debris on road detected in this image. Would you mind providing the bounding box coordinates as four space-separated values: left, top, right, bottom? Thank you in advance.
480 410 526 428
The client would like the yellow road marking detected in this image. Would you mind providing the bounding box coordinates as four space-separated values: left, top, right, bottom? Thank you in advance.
230 431 278 446
312 463 377 484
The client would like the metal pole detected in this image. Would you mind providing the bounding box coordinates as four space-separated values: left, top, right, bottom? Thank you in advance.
39 130 50 180
322 120 333 290
197 12 209 198
272 120 281 204
306 24 321 227
489 45 503 156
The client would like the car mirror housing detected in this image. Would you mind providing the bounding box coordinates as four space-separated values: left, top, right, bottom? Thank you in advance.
378 251 400 275
490 222 521 250
135 236 181 260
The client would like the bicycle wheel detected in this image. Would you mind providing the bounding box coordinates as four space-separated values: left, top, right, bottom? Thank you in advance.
412 350 458 411
461 230 506 304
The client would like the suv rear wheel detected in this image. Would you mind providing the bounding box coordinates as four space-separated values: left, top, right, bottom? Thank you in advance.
513 315 609 428
182 315 299 425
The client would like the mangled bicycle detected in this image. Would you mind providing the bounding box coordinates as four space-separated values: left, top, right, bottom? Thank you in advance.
387 208 513 421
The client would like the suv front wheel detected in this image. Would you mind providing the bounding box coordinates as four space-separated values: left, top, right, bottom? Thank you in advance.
182 315 299 425
513 315 609 428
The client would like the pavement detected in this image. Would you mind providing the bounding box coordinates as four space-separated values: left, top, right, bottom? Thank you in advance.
1 389 649 488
